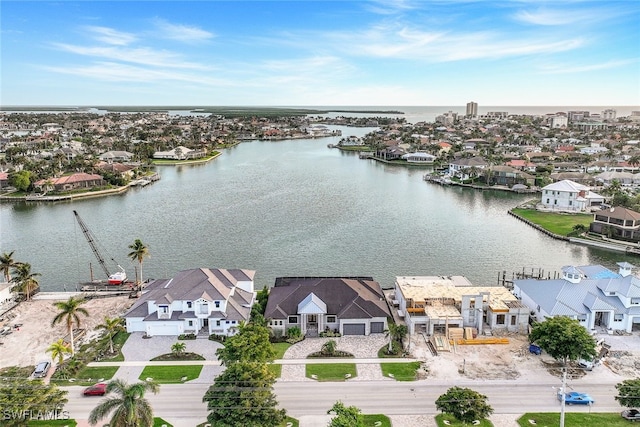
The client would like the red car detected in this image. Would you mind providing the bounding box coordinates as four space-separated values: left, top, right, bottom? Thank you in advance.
83 383 107 396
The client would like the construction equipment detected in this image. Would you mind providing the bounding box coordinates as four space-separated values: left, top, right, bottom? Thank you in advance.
73 210 126 284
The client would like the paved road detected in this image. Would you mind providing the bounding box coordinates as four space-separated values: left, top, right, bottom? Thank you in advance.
63 375 621 427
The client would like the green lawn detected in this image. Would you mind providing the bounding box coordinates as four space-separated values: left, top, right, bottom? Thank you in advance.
306 363 357 381
511 208 593 236
380 362 421 381
103 331 130 362
518 412 631 427
29 420 77 426
138 365 203 384
272 342 291 359
363 414 392 426
279 416 299 427
436 414 494 426
153 417 173 427
268 363 282 378
64 366 119 386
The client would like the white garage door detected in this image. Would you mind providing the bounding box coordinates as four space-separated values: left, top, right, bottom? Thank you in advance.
148 324 181 336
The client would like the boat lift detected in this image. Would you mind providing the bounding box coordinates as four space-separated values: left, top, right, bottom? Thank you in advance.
73 210 127 285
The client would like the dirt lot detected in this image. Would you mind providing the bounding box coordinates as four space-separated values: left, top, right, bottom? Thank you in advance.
408 330 640 382
0 294 133 369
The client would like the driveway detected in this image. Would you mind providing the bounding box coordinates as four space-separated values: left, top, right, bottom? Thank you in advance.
116 333 224 383
121 332 224 361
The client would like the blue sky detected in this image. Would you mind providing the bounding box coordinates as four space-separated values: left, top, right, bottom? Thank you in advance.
2 1 639 106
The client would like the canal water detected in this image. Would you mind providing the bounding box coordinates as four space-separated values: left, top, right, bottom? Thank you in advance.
0 125 634 291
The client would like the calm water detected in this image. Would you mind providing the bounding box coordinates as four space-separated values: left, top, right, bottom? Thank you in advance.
0 124 635 291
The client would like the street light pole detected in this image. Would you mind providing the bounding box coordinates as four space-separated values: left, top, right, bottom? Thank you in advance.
560 367 567 427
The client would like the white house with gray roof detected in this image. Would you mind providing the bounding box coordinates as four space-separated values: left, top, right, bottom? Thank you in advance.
540 179 605 212
513 262 640 333
124 268 255 337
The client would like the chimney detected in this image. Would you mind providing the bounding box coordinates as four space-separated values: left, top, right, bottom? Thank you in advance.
617 262 634 278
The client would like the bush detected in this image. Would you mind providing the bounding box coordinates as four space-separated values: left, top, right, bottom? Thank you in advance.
209 334 226 343
286 326 304 344
178 333 196 340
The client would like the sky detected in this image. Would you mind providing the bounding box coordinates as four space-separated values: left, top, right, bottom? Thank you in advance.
1 1 639 107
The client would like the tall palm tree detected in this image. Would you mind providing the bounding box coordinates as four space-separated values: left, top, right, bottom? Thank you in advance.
51 296 89 355
88 379 159 427
128 239 149 287
47 338 72 365
10 262 40 301
97 316 125 354
0 251 17 282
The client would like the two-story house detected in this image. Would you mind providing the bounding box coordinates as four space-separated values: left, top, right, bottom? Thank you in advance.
591 206 640 242
513 262 640 333
124 268 255 337
540 179 605 212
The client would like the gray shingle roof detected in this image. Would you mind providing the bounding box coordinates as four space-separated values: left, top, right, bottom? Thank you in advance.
264 277 391 320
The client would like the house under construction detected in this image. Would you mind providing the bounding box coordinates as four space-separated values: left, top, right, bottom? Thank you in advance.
392 276 530 336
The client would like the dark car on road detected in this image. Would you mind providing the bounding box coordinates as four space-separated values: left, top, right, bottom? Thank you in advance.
622 409 640 421
32 361 50 378
83 383 107 396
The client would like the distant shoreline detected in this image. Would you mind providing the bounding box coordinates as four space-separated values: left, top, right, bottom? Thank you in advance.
0 106 405 115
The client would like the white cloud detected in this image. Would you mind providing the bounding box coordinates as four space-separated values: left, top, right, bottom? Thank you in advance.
513 7 618 26
84 26 137 45
51 43 208 70
538 58 638 74
153 19 214 43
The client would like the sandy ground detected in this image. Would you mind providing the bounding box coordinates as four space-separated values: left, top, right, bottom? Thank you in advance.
408 329 640 383
0 295 133 369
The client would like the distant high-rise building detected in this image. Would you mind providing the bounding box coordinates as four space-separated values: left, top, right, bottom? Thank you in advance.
436 111 458 126
568 110 589 122
466 101 478 118
602 109 616 121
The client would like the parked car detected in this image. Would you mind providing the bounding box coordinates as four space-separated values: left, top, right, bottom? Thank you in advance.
83 383 107 396
32 361 50 378
558 391 594 405
529 343 542 355
578 359 594 371
622 409 640 421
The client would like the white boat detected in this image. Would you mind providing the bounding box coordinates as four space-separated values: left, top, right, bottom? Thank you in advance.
108 266 127 285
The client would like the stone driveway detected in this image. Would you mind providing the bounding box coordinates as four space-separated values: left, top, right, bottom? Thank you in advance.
116 332 224 383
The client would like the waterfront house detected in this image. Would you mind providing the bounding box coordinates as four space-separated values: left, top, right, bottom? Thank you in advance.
401 152 436 164
393 276 529 335
124 268 255 337
486 165 535 187
0 172 9 190
153 146 205 160
539 179 605 212
591 206 640 242
447 156 489 179
34 173 105 192
99 150 134 163
513 262 640 333
263 277 392 337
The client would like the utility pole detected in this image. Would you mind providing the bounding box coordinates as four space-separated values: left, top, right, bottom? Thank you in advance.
560 367 567 427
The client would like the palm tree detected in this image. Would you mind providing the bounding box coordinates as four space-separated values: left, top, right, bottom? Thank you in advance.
128 239 149 287
97 317 125 354
385 322 400 353
10 262 40 301
47 338 72 365
0 251 17 282
171 342 186 357
51 296 89 355
88 379 159 427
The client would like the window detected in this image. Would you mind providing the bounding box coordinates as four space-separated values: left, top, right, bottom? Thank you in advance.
496 314 505 325
577 314 587 322
510 316 516 326
159 305 169 314
326 315 336 323
631 298 640 305
188 320 193 326
187 301 192 309
215 301 220 308
225 320 230 324
216 320 221 326
569 201 572 206
288 316 298 324
232 320 236 324
614 314 623 322
199 303 208 314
